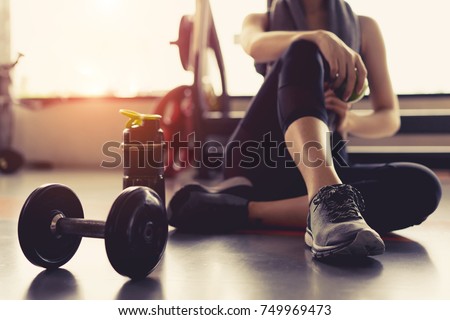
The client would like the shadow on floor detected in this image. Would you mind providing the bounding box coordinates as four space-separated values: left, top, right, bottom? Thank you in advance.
26 269 80 300
116 278 163 300
22 230 437 300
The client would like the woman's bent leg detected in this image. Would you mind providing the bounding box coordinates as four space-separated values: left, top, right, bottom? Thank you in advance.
274 40 384 258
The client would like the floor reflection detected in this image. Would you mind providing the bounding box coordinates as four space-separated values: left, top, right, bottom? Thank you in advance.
306 233 437 299
26 269 80 300
116 278 163 300
305 252 384 299
16 226 441 299
164 230 311 299
379 233 439 299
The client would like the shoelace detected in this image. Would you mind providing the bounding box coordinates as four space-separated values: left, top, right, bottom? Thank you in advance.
312 184 366 223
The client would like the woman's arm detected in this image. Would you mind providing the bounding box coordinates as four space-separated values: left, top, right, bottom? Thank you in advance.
345 16 401 138
241 13 368 102
240 13 316 63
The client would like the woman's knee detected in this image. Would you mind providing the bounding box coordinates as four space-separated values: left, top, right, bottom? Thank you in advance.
279 40 326 87
360 162 442 233
284 39 320 59
277 40 329 132
385 162 442 217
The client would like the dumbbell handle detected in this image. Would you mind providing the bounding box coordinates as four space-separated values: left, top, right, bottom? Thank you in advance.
51 213 105 239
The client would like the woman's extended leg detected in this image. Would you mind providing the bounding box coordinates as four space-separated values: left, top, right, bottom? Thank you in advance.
248 195 310 229
247 162 442 234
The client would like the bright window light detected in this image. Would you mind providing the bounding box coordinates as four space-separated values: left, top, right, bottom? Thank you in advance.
9 0 450 97
10 0 195 98
347 0 450 95
211 0 450 95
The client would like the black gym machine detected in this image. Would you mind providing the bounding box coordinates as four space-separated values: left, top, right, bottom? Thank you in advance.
0 53 25 174
155 0 275 179
154 0 233 179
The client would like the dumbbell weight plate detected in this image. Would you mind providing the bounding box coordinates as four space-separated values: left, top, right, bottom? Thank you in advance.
105 187 168 279
0 149 24 174
18 184 84 269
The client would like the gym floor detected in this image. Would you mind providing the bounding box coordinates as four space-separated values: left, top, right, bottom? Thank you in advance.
1 168 450 300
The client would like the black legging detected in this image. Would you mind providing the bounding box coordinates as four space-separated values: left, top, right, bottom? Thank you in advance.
224 40 442 233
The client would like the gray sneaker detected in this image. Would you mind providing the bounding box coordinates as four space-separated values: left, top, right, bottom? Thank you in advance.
305 184 385 259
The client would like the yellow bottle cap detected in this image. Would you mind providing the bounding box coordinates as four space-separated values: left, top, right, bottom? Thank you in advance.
120 109 162 128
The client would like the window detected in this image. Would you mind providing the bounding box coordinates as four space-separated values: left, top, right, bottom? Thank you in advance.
210 0 450 95
9 0 450 98
347 0 450 95
10 0 195 97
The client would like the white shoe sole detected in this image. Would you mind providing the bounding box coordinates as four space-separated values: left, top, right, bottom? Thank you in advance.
305 228 385 259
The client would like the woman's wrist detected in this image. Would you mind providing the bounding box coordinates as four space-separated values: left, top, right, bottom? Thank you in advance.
308 30 329 46
294 30 324 45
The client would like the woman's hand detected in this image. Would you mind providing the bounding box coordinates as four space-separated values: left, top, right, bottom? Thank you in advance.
313 30 367 102
324 89 353 135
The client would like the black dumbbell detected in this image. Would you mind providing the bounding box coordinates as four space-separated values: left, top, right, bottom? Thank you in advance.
0 149 24 174
18 184 168 279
